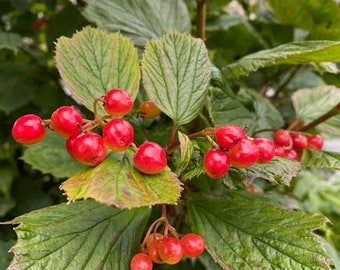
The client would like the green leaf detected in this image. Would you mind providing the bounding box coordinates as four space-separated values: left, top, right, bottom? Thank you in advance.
83 0 191 47
21 130 86 178
224 157 301 189
60 149 182 208
224 41 340 79
6 200 151 270
292 86 340 122
0 31 21 53
301 149 340 170
175 131 194 177
142 30 211 126
0 161 16 198
55 27 140 115
187 193 331 270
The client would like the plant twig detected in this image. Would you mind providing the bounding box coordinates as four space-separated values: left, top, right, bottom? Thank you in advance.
298 102 340 132
196 0 208 41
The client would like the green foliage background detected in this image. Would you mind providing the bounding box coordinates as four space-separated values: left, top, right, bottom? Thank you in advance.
1 0 340 269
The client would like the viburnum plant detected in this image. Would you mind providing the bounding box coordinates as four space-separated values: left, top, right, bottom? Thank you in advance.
2 0 340 269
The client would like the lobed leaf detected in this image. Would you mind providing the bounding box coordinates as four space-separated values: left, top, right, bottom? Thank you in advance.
55 27 140 115
187 193 331 270
224 40 340 79
60 149 182 208
21 130 86 178
6 200 151 270
301 149 340 170
142 30 211 126
83 0 191 47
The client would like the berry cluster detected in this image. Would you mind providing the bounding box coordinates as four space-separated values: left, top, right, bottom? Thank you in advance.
130 215 205 270
203 124 276 179
273 129 324 160
11 88 164 174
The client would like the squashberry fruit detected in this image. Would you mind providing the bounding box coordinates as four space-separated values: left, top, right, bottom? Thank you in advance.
157 237 183 265
103 88 133 116
252 137 275 163
273 129 292 147
292 133 308 150
50 106 83 137
228 139 259 168
147 239 164 264
180 233 205 258
133 142 167 174
130 253 153 270
284 149 299 160
308 134 323 150
215 124 246 149
273 145 285 157
139 100 161 119
67 132 106 166
102 119 134 151
12 114 46 144
203 149 230 179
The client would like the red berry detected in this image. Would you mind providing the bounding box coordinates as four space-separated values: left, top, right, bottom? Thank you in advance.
291 133 308 150
273 129 292 147
12 114 46 144
247 186 258 192
102 119 134 151
103 88 133 116
215 124 246 149
228 139 259 168
157 237 183 265
308 134 324 150
252 137 275 163
180 233 205 258
146 233 163 248
273 145 285 157
51 106 83 137
133 142 167 174
130 253 153 270
203 149 230 179
139 100 161 119
147 239 164 264
284 149 299 160
67 132 106 166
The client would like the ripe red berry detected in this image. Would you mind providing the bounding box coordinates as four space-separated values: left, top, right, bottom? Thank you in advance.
146 233 163 248
157 237 183 265
102 119 134 151
133 142 167 174
180 233 205 258
147 239 164 264
284 149 299 160
308 134 324 150
50 106 83 137
215 124 246 149
139 100 161 119
203 149 230 179
130 253 153 270
103 88 133 116
252 137 275 163
273 145 285 157
273 129 292 147
12 114 46 144
228 139 259 168
67 132 106 166
291 133 308 150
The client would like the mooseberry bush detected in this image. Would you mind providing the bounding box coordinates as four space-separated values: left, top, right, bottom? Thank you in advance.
1 0 340 269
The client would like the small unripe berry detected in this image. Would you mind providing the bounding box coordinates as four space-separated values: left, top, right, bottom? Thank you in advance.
139 100 161 119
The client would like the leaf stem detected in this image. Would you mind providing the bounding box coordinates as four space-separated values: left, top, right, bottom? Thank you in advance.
297 101 340 132
196 0 208 41
165 122 178 153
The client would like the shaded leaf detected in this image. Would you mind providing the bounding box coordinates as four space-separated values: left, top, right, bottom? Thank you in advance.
187 193 331 270
21 130 86 178
55 27 140 115
83 0 191 47
0 240 15 270
301 149 340 170
60 150 182 208
224 41 340 78
0 31 21 53
142 30 211 126
6 200 151 270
